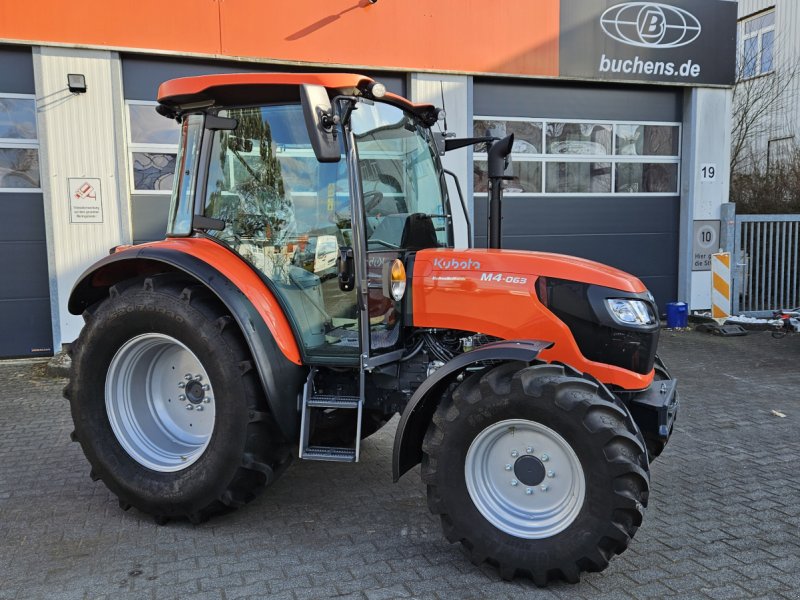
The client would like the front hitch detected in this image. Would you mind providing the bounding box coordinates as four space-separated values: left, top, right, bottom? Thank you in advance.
626 377 679 455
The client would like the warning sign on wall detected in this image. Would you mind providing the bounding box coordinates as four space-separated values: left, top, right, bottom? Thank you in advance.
68 178 103 224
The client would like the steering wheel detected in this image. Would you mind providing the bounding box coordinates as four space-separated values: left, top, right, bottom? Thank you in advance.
363 190 384 213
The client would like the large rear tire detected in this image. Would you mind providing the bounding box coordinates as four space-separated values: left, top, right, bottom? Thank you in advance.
65 275 291 523
421 362 650 585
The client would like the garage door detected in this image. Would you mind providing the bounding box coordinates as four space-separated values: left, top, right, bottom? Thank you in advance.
0 46 52 358
472 79 683 309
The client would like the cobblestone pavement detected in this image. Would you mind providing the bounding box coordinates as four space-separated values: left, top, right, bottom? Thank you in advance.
1 330 799 600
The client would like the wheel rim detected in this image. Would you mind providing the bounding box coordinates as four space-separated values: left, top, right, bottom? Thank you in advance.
465 418 586 539
105 333 216 472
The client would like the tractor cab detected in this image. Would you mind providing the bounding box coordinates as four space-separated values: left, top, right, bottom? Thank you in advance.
159 73 450 367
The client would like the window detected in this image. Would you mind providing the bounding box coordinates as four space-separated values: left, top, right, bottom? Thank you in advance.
767 136 794 170
738 9 776 79
473 118 680 196
0 95 40 191
126 101 180 193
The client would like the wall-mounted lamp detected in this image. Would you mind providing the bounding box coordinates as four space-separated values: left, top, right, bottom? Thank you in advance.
67 74 87 94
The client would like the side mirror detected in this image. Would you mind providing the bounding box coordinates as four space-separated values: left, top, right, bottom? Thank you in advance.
300 84 341 163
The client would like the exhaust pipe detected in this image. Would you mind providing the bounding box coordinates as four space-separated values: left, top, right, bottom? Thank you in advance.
486 134 514 249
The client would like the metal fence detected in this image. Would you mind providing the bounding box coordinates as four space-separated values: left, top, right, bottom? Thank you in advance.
733 214 800 316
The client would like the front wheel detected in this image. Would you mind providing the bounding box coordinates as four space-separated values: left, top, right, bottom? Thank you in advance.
66 275 292 523
421 362 650 585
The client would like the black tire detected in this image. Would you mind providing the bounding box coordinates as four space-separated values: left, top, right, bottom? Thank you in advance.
65 274 291 524
421 362 650 585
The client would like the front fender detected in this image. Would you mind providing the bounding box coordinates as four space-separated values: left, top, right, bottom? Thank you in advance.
68 238 306 441
392 339 552 482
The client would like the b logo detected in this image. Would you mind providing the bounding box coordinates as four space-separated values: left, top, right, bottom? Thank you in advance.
601 2 701 49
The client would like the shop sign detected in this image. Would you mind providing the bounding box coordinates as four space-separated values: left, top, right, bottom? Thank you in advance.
68 177 104 224
559 0 737 86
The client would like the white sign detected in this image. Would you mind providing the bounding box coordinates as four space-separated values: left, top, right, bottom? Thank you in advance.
69 178 103 223
692 220 720 271
700 163 717 183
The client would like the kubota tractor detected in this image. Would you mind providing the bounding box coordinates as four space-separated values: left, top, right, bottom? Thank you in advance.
65 73 678 585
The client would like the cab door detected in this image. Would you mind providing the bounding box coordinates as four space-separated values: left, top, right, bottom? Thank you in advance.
348 101 452 359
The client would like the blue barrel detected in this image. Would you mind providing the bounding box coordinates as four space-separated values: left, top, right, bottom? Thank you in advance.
665 302 688 328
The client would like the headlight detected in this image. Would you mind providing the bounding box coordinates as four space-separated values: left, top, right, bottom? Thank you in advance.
606 298 656 326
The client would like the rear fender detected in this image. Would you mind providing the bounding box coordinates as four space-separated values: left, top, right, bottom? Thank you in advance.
68 240 306 441
392 340 552 481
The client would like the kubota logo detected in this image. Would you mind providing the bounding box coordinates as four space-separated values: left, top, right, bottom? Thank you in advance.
432 258 481 270
600 2 701 49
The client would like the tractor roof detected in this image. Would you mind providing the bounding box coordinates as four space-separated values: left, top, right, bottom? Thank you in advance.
157 72 439 126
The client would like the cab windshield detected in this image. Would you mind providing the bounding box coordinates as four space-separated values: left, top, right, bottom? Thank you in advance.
199 99 448 357
351 101 450 250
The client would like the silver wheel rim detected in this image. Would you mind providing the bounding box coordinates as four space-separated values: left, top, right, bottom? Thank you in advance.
465 418 586 539
105 333 216 472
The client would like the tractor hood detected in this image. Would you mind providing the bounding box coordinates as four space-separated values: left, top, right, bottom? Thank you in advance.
413 248 646 293
410 248 654 390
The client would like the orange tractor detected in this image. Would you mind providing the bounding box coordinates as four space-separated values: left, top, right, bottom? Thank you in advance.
66 73 677 584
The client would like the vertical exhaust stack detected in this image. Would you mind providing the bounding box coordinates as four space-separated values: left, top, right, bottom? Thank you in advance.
486 134 514 249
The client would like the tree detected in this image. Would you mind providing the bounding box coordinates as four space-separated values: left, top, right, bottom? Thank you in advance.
730 36 798 174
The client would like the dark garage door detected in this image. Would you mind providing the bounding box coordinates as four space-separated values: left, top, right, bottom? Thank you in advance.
473 79 683 309
0 46 53 357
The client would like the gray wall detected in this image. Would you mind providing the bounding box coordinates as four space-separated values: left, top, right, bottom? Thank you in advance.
0 46 53 357
473 78 683 309
122 55 407 244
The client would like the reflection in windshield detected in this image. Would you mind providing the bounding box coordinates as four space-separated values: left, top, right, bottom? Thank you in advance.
352 102 449 250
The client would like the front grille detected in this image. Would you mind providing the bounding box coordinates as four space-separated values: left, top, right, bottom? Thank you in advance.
538 278 659 376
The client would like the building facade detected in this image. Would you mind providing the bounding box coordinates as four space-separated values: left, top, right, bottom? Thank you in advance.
735 1 800 172
0 0 737 358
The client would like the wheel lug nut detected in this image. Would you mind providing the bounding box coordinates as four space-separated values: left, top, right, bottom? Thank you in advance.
203 398 211 404
184 374 193 380
178 382 186 389
526 446 533 454
186 405 194 411
547 470 555 478
203 384 210 391
511 450 518 458
511 479 518 486
196 405 203 412
541 485 549 492
525 488 533 495
196 375 203 382
178 395 186 401
541 454 549 462
505 464 512 471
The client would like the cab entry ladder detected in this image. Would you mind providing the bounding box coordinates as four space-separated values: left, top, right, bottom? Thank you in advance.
298 368 363 462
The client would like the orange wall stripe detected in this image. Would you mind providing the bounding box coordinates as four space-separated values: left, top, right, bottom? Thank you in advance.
0 0 560 77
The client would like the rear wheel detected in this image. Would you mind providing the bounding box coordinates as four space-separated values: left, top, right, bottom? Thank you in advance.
66 275 291 523
421 362 650 585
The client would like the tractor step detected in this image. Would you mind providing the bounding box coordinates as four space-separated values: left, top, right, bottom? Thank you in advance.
307 394 360 409
302 446 357 462
299 369 364 463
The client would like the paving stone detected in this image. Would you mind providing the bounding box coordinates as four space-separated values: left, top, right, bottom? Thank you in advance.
1 331 799 599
